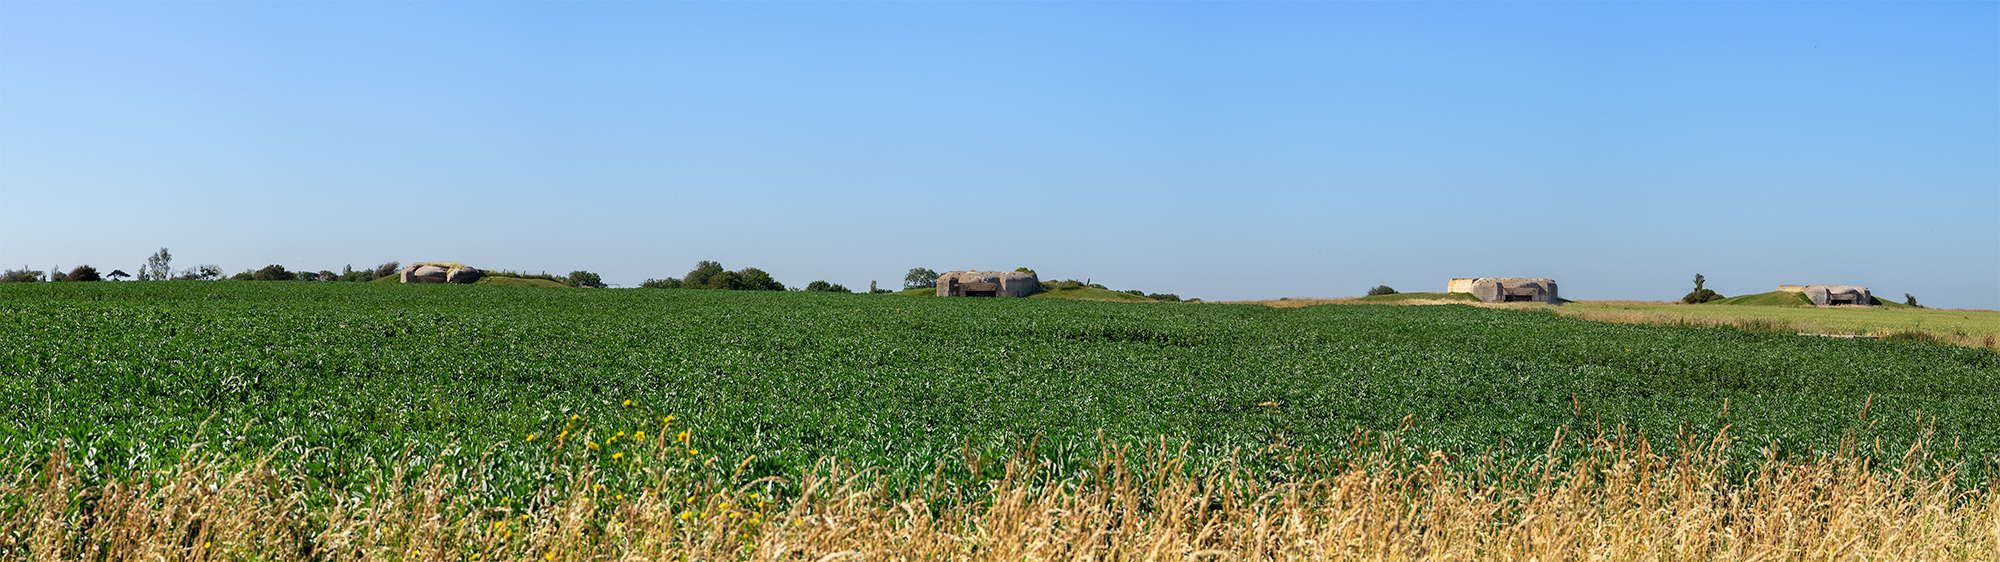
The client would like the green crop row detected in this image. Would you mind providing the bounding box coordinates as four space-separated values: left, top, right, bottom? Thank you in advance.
3 281 1997 494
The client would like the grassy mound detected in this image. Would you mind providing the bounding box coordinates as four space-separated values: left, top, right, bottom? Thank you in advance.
1030 285 1156 302
475 276 567 288
369 274 399 283
1709 291 1813 307
1352 291 1480 303
888 287 934 296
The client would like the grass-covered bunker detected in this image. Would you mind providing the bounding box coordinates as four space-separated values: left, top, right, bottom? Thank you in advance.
937 270 1040 298
1448 277 1560 304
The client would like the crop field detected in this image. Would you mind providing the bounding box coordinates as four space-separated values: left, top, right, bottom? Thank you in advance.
4 282 1999 559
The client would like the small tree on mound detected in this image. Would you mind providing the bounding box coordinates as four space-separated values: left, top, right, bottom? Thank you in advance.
1682 273 1722 304
904 268 939 290
1367 285 1398 297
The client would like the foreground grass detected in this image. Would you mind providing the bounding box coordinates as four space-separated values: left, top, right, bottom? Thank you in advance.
6 425 1993 561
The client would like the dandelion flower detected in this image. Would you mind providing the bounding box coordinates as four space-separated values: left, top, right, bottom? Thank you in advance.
622 399 632 407
613 452 624 460
525 434 536 442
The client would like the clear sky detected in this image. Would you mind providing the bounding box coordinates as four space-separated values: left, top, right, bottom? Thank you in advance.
2 2 1994 307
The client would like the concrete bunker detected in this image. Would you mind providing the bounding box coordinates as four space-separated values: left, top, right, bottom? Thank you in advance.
937 270 1040 298
400 262 484 284
1778 285 1872 307
1447 278 1560 304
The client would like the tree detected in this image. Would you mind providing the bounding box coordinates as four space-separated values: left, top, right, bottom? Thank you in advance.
904 268 939 290
174 265 222 281
318 270 337 282
252 265 296 281
736 268 785 291
1 266 41 282
1905 293 1920 308
297 271 320 282
1681 273 1722 304
1367 285 1398 296
374 262 402 279
106 269 131 281
684 261 726 288
639 277 683 289
566 270 606 288
49 266 64 283
141 248 172 281
805 280 851 293
66 266 102 282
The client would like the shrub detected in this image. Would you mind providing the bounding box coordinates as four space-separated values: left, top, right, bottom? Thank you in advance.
639 278 682 289
374 262 402 279
904 268 939 290
806 281 852 293
566 271 606 288
1367 285 1398 297
252 265 295 281
65 266 101 282
1146 293 1181 302
1905 294 1921 308
174 265 223 281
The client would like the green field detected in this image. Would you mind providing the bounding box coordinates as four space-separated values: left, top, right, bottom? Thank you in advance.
4 282 1998 492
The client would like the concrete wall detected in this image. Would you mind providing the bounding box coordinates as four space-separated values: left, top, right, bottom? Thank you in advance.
1449 277 1560 304
1793 285 1871 306
937 271 1040 298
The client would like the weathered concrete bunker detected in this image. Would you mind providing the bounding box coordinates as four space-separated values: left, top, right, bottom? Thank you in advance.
401 263 484 284
1778 285 1872 307
937 270 1040 298
1447 278 1560 304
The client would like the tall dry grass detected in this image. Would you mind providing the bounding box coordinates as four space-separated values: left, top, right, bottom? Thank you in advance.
4 426 1995 561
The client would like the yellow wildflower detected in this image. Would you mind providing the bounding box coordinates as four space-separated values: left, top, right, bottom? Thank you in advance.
622 399 632 407
525 434 536 442
612 452 624 460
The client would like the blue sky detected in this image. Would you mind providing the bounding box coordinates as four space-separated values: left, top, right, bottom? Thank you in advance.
2 2 1994 307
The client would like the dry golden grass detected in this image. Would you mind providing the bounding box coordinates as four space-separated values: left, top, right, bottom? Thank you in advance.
1228 297 2000 351
5 427 1995 561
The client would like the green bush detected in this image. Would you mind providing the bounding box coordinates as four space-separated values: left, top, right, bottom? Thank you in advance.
639 278 682 289
252 265 296 281
805 280 851 293
1367 285 1398 297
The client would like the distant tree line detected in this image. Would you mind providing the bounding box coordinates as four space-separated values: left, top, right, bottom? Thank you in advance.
640 261 784 291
